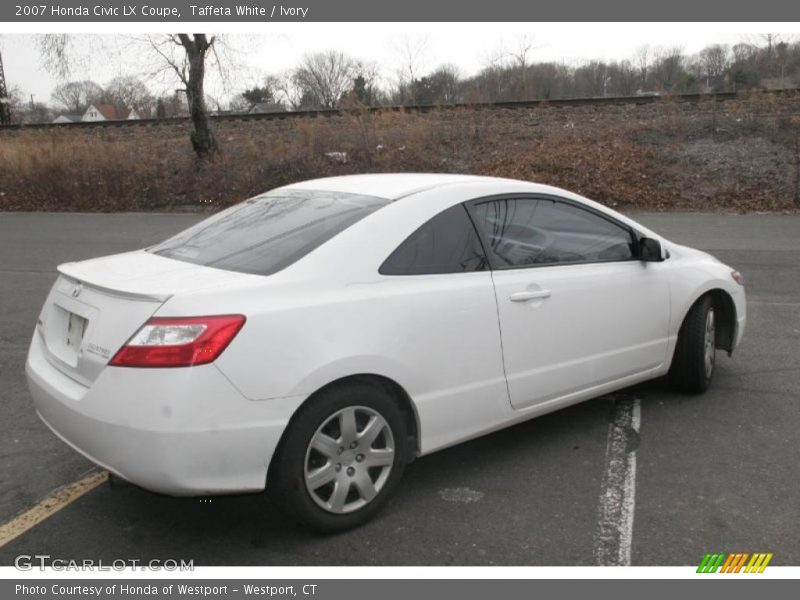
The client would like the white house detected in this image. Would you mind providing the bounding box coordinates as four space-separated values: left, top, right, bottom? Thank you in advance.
52 114 82 124
81 103 141 122
246 102 286 114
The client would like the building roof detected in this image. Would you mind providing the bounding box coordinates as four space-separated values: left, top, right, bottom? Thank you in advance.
92 103 124 120
85 103 139 120
53 114 82 123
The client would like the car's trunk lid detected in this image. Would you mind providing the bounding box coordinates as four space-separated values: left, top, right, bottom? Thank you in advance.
37 250 255 386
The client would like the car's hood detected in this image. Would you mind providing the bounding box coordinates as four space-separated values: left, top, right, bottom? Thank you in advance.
666 241 719 262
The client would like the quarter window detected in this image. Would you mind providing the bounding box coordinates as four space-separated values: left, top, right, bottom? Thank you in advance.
380 205 488 275
471 198 635 267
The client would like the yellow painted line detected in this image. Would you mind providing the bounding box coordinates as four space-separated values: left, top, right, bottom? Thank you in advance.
745 553 759 573
0 471 108 548
758 553 773 573
746 553 767 573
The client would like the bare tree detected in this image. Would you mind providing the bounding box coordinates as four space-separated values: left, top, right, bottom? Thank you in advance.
529 61 569 100
775 41 791 87
732 42 757 65
10 85 53 124
607 60 638 96
730 43 759 91
697 44 730 90
509 34 535 99
759 33 781 76
51 80 103 113
406 64 462 105
574 61 611 96
205 93 226 113
232 74 283 111
155 91 187 118
651 46 685 92
102 75 155 114
273 71 305 110
147 34 221 157
292 51 360 109
341 63 383 106
393 35 429 104
509 35 534 69
39 33 224 157
633 45 650 91
4 84 23 124
38 34 73 80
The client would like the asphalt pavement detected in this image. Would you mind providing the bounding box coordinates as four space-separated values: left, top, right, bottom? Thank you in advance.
0 211 797 565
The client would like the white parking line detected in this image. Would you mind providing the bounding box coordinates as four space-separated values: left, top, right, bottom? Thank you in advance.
593 396 641 566
0 470 108 548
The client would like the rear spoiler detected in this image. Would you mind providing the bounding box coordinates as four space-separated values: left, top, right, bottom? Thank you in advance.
56 263 172 304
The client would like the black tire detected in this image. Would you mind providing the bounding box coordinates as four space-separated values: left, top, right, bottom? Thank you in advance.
669 295 716 394
269 380 410 533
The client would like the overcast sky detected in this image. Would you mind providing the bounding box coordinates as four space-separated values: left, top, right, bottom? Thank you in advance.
0 24 796 106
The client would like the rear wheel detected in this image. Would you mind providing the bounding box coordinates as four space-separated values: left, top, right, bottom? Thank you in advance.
270 381 409 532
670 296 716 394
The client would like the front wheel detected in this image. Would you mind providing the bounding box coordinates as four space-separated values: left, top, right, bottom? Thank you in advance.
669 296 716 394
270 381 410 532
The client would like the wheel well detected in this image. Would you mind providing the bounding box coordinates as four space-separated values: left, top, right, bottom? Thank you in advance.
266 374 420 487
347 374 420 457
689 289 737 355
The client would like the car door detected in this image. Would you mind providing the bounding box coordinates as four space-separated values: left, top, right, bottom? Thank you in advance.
468 195 671 410
378 202 510 450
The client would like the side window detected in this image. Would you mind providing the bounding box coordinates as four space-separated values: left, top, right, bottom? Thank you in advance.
380 204 488 275
471 198 635 268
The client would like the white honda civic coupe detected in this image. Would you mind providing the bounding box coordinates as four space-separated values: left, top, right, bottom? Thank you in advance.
27 174 746 531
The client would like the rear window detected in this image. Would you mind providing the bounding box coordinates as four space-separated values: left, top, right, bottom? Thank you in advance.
148 189 390 276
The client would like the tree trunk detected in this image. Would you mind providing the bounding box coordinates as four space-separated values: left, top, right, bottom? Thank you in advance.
178 34 218 158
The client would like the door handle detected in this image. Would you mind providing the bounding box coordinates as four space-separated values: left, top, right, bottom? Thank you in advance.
510 290 552 302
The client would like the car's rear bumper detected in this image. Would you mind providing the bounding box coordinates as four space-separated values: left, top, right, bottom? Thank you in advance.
26 332 305 496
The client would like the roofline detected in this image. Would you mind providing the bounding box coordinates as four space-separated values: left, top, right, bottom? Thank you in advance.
277 173 521 202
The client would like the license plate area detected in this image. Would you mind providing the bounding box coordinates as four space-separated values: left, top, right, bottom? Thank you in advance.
44 304 92 368
66 312 88 349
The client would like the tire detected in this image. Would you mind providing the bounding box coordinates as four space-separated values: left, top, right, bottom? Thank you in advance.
669 295 716 394
270 380 410 533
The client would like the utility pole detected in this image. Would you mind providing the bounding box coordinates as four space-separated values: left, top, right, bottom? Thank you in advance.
0 50 12 126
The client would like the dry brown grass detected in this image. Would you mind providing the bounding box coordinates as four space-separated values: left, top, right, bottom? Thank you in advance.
1 100 799 212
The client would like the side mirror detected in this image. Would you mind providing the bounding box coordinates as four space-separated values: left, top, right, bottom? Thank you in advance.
638 237 664 262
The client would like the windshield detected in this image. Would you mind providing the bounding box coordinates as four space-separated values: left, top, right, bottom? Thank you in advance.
148 189 390 276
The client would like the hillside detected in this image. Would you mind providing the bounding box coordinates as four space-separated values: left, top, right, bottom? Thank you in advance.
1 91 798 213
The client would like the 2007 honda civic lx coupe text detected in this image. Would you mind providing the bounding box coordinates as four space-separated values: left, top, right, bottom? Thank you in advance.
26 174 746 531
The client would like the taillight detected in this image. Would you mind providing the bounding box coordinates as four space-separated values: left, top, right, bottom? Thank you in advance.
731 270 745 286
110 315 246 368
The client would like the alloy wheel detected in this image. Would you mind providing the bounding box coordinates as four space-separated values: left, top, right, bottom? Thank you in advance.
303 406 395 514
704 307 716 379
